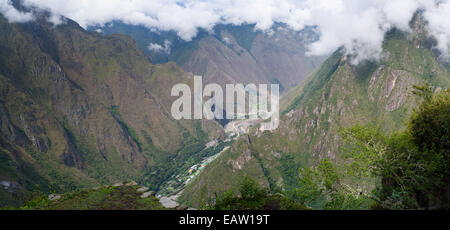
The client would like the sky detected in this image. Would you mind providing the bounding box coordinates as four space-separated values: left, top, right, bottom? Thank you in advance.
1 0 450 63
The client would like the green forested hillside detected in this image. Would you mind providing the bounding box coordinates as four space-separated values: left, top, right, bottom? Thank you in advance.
0 13 222 207
180 25 450 208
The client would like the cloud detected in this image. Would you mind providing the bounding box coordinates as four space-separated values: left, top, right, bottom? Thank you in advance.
296 0 442 63
0 0 33 23
148 40 172 54
222 37 231 45
1 0 450 62
424 0 450 58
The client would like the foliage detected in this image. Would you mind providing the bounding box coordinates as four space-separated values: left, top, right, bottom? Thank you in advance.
19 185 167 210
296 158 373 210
369 87 450 209
212 176 307 210
143 123 230 194
142 132 205 191
109 106 143 150
409 85 449 155
336 86 450 209
239 176 268 201
283 49 342 114
278 155 300 195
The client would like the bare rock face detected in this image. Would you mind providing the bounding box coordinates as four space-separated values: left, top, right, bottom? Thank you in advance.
384 70 401 98
229 149 253 170
140 191 154 198
271 151 281 159
385 71 417 112
176 205 188 210
113 182 123 187
137 187 149 193
1 181 11 190
159 197 179 209
48 194 61 201
369 65 385 94
126 181 138 186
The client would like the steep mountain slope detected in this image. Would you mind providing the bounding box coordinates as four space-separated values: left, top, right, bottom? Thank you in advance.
0 13 222 207
180 28 450 208
96 23 325 92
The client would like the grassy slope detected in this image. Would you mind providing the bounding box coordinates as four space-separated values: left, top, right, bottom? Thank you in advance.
17 184 167 210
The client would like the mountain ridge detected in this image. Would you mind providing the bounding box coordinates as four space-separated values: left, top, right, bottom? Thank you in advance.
0 12 222 207
179 26 450 208
95 22 326 92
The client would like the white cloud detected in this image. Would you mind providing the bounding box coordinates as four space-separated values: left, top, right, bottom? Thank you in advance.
222 37 231 45
0 0 33 23
297 0 444 63
148 40 171 54
1 0 450 63
424 0 450 58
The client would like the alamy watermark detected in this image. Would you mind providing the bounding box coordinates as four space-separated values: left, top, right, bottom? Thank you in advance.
171 76 280 131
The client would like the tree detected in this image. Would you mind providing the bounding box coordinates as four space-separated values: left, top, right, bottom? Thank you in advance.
296 158 373 210
212 176 307 210
297 86 449 209
239 176 267 201
341 86 450 209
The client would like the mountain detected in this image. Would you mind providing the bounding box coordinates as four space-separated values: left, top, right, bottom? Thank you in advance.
0 11 223 207
94 22 326 92
179 21 450 208
2 3 448 210
0 4 327 207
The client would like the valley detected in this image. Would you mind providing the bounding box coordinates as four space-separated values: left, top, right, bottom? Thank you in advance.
158 110 270 198
178 26 450 208
156 140 232 197
0 1 449 211
95 22 326 92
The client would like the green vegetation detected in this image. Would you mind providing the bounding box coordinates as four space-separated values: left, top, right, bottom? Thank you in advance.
109 106 143 150
148 138 232 195
184 17 450 208
0 147 52 208
17 184 167 210
296 157 374 210
211 176 307 210
143 122 230 195
143 131 204 192
283 48 342 114
278 155 300 195
374 86 449 209
295 86 450 209
1 13 225 208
